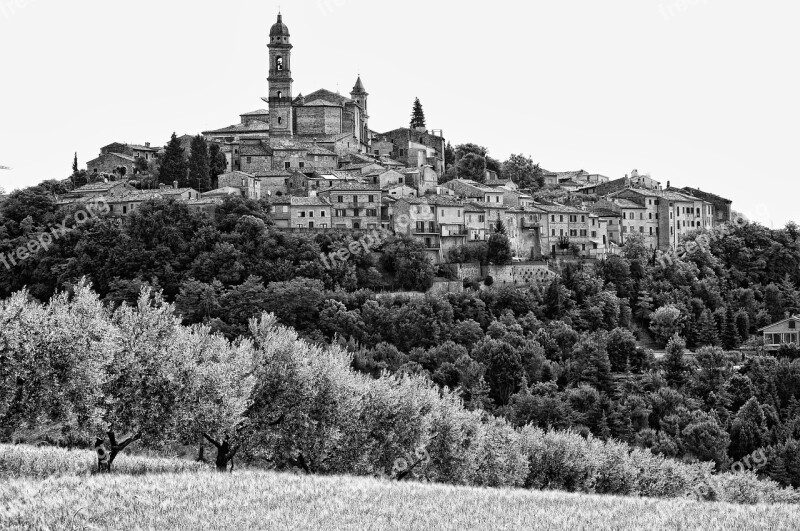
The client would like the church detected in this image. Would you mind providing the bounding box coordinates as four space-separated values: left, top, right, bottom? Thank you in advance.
202 13 375 174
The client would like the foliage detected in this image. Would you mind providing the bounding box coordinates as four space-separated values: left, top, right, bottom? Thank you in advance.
502 154 543 190
188 135 211 192
410 97 426 129
158 132 188 187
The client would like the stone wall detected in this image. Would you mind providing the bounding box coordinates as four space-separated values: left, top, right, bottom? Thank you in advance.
442 262 555 286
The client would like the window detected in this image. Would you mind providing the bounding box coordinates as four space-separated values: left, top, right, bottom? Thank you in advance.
580 229 587 237
276 57 283 70
591 231 597 238
278 117 283 125
639 227 644 233
649 213 652 220
581 215 585 223
366 209 377 217
551 215 555 222
790 321 797 330
649 227 653 235
299 162 305 169
321 211 326 217
309 211 314 218
338 196 343 203
335 209 346 217
569 215 577 223
284 162 291 169
368 195 375 202
570 230 578 237
560 215 564 222
552 229 556 236
299 212 306 218
246 157 252 164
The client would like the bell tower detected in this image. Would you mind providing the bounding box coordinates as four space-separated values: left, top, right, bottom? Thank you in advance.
264 13 293 137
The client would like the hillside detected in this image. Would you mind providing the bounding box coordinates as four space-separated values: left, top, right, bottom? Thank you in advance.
3 469 799 531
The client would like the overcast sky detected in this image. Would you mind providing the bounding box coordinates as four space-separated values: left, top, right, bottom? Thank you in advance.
0 0 797 226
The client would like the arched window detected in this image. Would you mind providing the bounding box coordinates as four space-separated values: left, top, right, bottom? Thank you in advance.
277 91 282 99
278 116 283 125
276 56 283 70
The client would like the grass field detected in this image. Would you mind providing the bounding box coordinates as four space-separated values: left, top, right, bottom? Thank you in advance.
3 469 800 530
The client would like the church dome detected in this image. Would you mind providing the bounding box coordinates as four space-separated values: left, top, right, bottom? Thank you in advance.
270 14 290 37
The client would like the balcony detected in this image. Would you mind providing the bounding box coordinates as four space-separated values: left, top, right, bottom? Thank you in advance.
521 219 541 230
414 222 440 235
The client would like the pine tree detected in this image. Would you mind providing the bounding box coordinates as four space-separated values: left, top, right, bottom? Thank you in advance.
208 143 227 189
729 397 768 460
188 135 211 192
663 334 688 387
697 309 719 347
158 132 188 187
410 97 426 129
598 411 612 440
734 309 750 344
495 217 507 235
722 307 740 350
766 453 792 487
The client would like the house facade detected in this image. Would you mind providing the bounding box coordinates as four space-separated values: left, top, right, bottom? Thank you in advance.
760 316 800 351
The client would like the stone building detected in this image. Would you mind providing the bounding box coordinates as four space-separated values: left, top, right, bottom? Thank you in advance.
318 182 381 229
203 14 377 173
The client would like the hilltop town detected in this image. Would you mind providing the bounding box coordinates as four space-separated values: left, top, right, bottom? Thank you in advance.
61 13 733 269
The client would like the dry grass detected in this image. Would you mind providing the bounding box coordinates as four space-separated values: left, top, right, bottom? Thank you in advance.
0 444 207 479
2 469 800 531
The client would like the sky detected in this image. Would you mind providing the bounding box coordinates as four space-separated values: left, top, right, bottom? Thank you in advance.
0 0 797 226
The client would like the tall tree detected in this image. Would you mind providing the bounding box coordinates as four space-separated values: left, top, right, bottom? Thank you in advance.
444 142 456 167
663 334 688 388
158 132 188 187
410 97 426 129
456 153 487 182
208 143 228 189
188 135 211 192
72 153 78 175
502 154 543 190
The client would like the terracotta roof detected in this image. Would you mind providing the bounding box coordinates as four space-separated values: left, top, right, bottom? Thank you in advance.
533 203 587 214
108 191 162 202
325 182 381 192
129 144 159 152
161 188 197 196
255 170 292 178
302 99 343 107
614 199 645 209
303 88 351 105
240 143 274 157
290 197 331 206
592 208 623 218
73 182 129 193
305 144 337 156
202 121 270 135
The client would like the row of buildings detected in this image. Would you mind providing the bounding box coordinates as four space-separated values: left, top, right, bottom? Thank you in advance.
68 13 734 266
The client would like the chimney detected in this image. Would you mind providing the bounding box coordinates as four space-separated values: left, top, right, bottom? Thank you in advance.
667 180 671 189
173 180 178 190
145 142 150 148
159 183 165 190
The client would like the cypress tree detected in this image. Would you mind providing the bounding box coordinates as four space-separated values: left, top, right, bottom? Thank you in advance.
722 307 740 350
188 135 211 192
697 309 719 347
158 132 188 187
410 97 426 129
